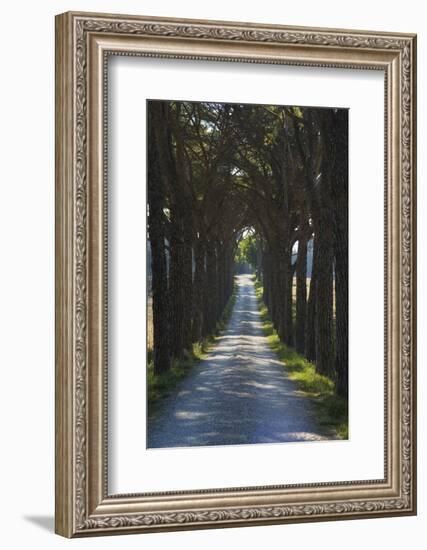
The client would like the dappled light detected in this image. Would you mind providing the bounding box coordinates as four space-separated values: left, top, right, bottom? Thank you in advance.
148 275 336 448
147 99 349 448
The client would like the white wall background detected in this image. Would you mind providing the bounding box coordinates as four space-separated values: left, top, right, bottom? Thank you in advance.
0 1 424 548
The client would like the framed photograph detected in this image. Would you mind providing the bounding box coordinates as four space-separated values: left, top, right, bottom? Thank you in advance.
55 11 417 537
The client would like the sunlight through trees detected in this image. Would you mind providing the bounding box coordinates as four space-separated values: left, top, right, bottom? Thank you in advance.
147 100 348 398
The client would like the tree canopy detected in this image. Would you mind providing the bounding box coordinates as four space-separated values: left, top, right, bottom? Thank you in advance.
147 100 348 398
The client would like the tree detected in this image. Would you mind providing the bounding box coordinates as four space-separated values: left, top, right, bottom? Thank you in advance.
147 99 348 401
147 103 171 375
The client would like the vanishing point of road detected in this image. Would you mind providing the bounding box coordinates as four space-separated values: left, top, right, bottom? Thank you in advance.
147 274 334 448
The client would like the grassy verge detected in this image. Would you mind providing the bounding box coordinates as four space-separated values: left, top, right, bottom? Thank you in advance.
147 282 237 415
254 279 348 439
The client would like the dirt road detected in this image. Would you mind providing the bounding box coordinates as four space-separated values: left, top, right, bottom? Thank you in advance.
148 274 333 448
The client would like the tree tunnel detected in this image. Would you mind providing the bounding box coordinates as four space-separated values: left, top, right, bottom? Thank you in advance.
147 99 348 398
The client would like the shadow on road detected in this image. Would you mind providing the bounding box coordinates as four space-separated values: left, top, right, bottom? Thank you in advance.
148 275 336 449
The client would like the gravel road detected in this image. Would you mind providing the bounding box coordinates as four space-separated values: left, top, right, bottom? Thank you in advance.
147 274 334 448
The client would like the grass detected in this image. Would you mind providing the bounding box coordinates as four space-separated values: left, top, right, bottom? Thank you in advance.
254 278 348 439
147 283 237 415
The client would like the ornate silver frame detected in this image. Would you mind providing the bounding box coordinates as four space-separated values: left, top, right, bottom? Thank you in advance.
55 11 417 537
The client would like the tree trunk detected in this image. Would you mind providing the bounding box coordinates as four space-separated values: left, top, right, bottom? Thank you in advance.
334 240 348 396
168 203 185 359
204 242 217 335
284 240 294 347
192 235 205 342
147 105 171 374
274 242 285 337
181 210 193 352
226 246 234 301
296 231 308 354
314 216 334 377
275 236 292 345
219 241 231 311
332 110 349 398
263 245 270 310
256 241 263 283
214 240 222 323
308 110 338 377
305 237 317 362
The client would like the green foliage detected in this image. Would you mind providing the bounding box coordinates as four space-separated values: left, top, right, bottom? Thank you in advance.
254 280 348 439
147 344 206 415
147 282 237 415
292 106 303 119
235 233 258 272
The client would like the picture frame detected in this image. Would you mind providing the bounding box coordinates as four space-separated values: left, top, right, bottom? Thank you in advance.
55 11 417 537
